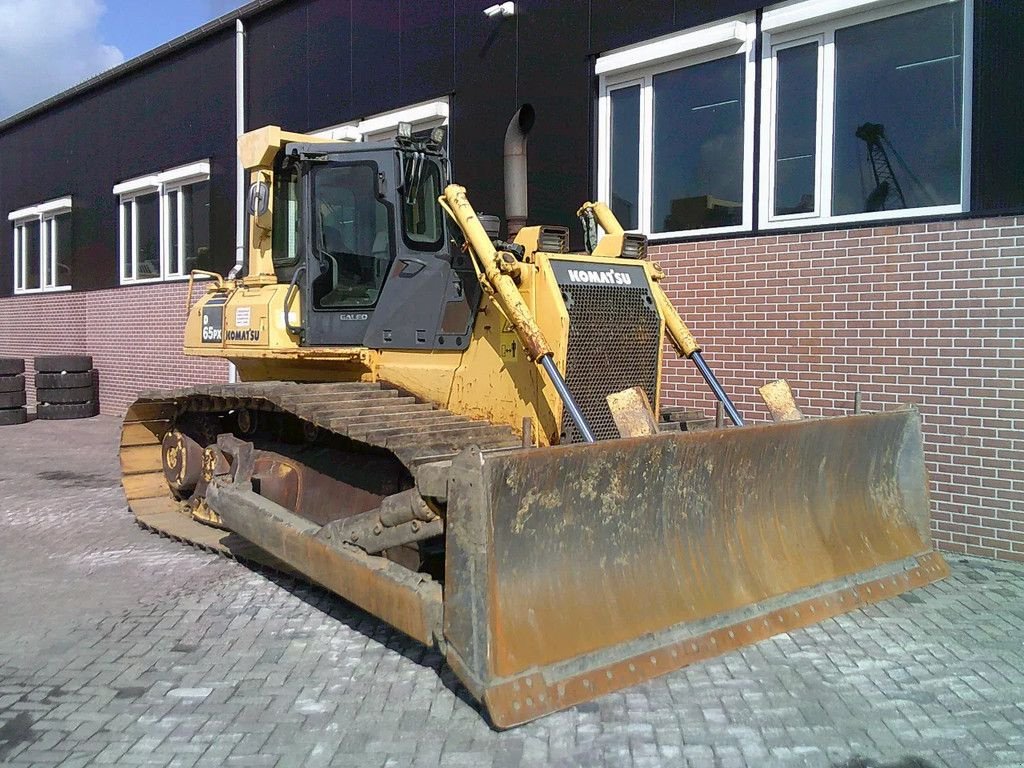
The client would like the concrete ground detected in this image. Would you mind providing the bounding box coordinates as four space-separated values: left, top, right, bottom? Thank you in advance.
0 416 1022 768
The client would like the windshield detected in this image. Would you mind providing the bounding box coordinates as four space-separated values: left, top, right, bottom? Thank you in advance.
311 163 393 309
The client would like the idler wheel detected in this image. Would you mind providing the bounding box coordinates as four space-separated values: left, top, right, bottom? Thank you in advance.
161 430 205 495
235 407 258 437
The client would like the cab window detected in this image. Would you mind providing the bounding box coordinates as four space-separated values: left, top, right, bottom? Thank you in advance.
271 162 300 267
311 163 394 309
402 160 444 251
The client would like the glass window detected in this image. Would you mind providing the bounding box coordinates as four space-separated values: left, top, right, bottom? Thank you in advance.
652 55 745 233
182 180 210 273
135 192 160 279
832 3 963 215
763 0 967 224
23 220 41 290
402 160 443 249
166 189 180 275
774 43 818 215
272 165 300 267
117 162 211 283
121 201 133 280
609 85 640 230
598 16 755 236
54 214 72 288
312 163 393 309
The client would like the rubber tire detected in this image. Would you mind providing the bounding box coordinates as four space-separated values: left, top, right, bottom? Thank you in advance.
0 374 25 393
34 355 93 374
0 407 27 426
0 391 27 408
36 385 96 405
36 401 98 420
35 371 94 388
0 358 25 375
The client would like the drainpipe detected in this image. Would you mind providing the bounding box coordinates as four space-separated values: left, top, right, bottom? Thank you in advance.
503 104 534 238
229 18 245 384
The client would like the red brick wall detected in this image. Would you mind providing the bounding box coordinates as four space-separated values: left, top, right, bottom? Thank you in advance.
654 216 1023 563
0 281 229 414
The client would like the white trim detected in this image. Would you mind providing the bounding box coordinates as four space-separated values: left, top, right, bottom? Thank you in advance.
9 196 72 222
595 20 747 76
10 198 73 293
158 160 211 186
759 0 971 228
312 98 450 142
116 161 210 285
596 14 757 238
112 160 209 196
357 100 448 136
763 0 958 33
112 175 159 196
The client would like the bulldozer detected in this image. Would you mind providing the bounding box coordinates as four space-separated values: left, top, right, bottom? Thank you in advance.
119 111 947 728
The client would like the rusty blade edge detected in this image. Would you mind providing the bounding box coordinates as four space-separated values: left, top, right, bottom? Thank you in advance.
482 551 949 729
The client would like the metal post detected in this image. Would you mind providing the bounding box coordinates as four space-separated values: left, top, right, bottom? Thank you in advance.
690 351 744 427
540 354 595 443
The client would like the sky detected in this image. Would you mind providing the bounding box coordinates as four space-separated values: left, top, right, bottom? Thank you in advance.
0 0 242 120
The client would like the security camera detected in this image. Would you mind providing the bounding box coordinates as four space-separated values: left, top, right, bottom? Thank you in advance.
483 2 515 17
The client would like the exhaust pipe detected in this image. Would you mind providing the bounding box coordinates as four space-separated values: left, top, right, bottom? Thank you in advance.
504 104 534 238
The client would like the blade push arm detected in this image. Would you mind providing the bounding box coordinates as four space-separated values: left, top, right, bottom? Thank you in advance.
440 184 596 443
578 201 745 426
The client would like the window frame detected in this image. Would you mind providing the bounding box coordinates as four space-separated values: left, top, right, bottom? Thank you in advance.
114 161 210 284
312 98 450 144
9 197 73 294
596 15 758 240
759 0 973 229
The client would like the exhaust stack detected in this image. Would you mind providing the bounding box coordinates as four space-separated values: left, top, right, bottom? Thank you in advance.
504 104 534 238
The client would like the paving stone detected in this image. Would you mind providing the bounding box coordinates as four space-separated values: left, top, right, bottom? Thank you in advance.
2 417 1024 767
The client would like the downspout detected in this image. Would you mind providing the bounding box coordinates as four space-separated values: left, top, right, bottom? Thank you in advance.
229 17 245 384
503 104 534 238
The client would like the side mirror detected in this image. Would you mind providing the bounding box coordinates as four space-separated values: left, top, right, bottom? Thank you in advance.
247 180 270 216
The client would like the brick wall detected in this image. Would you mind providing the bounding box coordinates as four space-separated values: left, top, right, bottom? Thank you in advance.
654 216 1023 563
0 220 1020 563
0 281 229 414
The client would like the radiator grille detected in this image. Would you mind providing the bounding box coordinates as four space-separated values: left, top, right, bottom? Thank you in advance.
557 280 661 443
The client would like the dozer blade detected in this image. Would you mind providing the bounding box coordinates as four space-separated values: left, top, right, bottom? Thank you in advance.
443 407 948 728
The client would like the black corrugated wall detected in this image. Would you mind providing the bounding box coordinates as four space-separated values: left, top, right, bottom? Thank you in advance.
0 0 1020 298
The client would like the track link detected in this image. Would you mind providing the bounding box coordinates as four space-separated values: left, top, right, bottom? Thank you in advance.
119 381 522 560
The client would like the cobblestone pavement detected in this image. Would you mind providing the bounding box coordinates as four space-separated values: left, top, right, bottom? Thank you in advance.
1 417 1022 768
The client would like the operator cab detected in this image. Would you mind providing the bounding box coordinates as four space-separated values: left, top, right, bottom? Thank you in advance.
264 125 479 350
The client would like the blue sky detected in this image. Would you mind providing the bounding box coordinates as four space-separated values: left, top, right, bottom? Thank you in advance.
0 0 242 120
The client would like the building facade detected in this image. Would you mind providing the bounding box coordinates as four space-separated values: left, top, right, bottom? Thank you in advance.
0 0 1020 561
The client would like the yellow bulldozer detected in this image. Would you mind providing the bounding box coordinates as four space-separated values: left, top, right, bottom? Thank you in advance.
119 113 947 728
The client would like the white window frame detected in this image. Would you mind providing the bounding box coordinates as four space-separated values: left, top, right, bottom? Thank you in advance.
759 0 973 228
9 197 73 294
313 98 449 143
115 160 210 284
596 15 758 239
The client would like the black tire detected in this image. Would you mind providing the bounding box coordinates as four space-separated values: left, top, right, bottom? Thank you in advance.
36 401 99 420
0 407 27 426
34 355 93 374
36 385 96 405
0 358 25 375
0 374 25 393
0 391 27 408
35 371 94 388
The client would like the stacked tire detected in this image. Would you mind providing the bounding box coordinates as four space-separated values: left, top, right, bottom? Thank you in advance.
0 358 28 426
35 355 99 420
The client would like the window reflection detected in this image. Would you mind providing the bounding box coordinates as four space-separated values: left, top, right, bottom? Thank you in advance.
775 43 818 215
653 55 745 233
609 85 640 230
832 2 963 215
